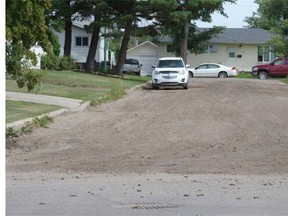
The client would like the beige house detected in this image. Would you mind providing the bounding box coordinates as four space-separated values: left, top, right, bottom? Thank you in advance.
127 28 275 75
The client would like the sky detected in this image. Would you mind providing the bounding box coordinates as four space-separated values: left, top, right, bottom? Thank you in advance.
196 0 259 28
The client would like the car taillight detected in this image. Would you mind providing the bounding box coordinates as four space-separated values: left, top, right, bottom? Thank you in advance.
231 67 236 70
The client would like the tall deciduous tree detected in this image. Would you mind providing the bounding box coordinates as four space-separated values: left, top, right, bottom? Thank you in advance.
6 0 51 91
151 0 235 62
245 0 288 57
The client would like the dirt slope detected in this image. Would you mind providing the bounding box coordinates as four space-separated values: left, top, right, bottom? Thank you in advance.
6 78 288 175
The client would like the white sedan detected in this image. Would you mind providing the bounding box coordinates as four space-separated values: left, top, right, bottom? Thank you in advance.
189 63 239 78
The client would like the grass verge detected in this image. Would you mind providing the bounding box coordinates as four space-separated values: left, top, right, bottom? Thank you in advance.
235 72 254 79
6 100 62 123
6 70 151 105
6 70 151 128
282 77 288 84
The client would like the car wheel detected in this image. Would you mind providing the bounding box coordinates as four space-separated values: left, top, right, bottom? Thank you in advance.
218 71 228 78
189 71 193 78
183 84 188 90
258 71 268 79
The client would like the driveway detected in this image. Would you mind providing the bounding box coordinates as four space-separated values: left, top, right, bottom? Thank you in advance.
6 78 288 215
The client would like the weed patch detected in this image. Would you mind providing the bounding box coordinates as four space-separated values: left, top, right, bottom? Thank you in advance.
6 115 53 141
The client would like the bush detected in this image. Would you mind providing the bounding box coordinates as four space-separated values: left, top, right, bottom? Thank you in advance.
41 53 76 70
41 53 60 70
59 56 76 70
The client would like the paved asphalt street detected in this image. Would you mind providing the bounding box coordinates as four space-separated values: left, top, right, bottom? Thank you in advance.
6 172 288 216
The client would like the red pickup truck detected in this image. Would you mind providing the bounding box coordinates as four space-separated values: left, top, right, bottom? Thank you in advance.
252 58 288 79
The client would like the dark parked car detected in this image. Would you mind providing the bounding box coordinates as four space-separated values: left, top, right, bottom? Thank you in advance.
252 58 288 79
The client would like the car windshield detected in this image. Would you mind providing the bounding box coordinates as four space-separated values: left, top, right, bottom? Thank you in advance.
157 60 184 68
125 59 139 65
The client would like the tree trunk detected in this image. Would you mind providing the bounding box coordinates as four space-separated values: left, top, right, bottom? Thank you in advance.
180 21 190 63
63 20 72 56
114 20 133 76
85 26 101 72
85 9 101 72
114 2 136 76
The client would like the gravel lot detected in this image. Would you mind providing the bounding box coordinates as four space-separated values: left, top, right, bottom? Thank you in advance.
6 78 288 175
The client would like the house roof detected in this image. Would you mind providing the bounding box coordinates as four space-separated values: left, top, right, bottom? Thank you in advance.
127 41 157 52
73 19 93 29
210 28 274 44
157 28 275 45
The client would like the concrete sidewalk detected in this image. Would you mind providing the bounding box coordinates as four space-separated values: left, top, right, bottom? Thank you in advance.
6 92 90 129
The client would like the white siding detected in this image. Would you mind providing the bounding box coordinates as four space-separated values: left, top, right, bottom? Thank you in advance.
51 26 105 63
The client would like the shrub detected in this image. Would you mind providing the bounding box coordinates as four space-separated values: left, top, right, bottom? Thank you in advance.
41 53 76 71
59 56 76 70
41 53 60 70
6 115 53 140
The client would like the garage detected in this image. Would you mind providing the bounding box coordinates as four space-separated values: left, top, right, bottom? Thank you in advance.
129 54 157 76
127 41 158 76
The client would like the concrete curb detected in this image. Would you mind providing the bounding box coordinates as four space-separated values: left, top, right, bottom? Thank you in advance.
6 92 91 130
6 108 69 130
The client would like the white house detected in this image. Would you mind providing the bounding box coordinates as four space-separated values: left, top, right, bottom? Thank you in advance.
127 28 276 75
51 20 114 69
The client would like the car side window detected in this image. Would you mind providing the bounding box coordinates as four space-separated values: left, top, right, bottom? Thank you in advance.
197 65 208 69
208 64 220 69
274 59 283 65
285 59 288 65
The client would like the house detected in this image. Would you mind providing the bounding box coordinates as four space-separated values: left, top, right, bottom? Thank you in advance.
127 28 276 75
51 20 115 70
126 41 158 76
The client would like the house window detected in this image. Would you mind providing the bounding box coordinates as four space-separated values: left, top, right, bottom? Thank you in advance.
76 36 89 46
201 44 218 53
229 51 235 58
209 45 218 53
166 44 175 53
258 46 276 62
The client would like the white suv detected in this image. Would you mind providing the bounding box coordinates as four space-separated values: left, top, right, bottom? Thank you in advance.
152 57 189 89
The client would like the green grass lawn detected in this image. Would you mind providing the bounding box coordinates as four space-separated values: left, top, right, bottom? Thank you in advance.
6 70 151 123
6 70 151 104
235 72 254 79
6 100 62 123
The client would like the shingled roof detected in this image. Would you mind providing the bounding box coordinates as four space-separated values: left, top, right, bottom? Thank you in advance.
210 28 274 44
158 28 274 45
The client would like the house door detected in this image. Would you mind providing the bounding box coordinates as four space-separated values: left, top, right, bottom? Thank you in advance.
227 47 236 67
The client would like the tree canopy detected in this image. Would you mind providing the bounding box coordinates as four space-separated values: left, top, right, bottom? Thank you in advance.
6 0 239 90
245 0 288 56
6 0 51 91
151 0 236 62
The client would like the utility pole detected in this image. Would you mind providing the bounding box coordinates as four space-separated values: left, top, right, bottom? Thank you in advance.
104 27 107 72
